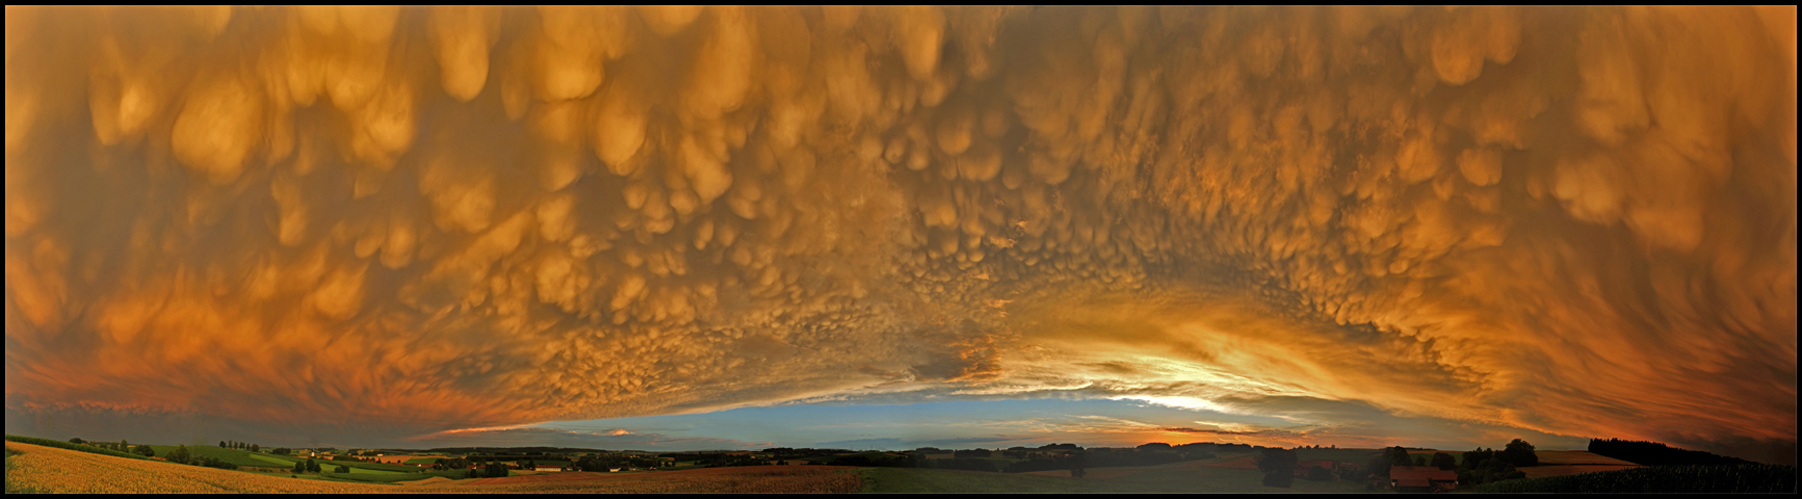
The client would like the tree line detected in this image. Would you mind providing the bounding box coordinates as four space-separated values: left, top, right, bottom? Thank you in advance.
1351 439 1538 489
216 440 261 452
1587 438 1753 466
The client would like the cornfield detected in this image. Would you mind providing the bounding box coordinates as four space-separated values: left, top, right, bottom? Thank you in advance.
4 442 866 493
1473 464 1797 493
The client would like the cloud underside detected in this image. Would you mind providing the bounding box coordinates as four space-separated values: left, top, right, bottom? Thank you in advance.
4 6 1795 459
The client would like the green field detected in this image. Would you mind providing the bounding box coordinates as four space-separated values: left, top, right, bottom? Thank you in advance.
856 459 1370 493
147 447 427 474
148 445 291 468
322 470 472 483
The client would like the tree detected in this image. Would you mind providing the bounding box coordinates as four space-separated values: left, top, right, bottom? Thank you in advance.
120 439 128 447
251 444 260 453
1257 447 1298 488
220 440 228 448
293 460 306 473
1384 447 1412 467
1306 465 1334 481
334 465 351 473
306 459 321 473
1499 439 1538 467
1364 455 1390 482
69 437 85 444
1431 452 1457 470
168 445 193 465
1413 455 1427 466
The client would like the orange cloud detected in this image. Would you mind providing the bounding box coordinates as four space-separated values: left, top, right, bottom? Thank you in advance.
3 6 1793 460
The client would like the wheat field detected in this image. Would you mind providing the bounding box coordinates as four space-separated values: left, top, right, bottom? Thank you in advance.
4 442 864 494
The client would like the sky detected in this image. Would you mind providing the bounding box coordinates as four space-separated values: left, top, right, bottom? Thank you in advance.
3 6 1796 464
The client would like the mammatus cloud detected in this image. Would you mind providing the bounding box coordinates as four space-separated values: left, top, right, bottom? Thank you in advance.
4 6 1794 461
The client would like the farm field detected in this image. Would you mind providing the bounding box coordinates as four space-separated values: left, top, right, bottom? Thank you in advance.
3 442 865 493
1195 455 1259 470
857 459 1369 493
145 445 289 468
1533 450 1639 466
1519 465 1641 478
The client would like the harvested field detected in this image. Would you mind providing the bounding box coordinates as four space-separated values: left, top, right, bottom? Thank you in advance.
1021 469 1147 479
1519 465 1641 478
401 477 455 486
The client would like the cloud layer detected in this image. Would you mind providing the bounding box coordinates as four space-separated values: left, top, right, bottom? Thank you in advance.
4 6 1795 460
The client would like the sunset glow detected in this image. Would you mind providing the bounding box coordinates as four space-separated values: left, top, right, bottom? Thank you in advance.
4 5 1795 466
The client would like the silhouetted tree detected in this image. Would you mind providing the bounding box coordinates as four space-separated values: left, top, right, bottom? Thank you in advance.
1257 447 1298 488
1431 452 1457 470
251 444 260 453
69 437 85 444
1384 447 1412 467
1499 439 1538 467
306 459 321 473
1365 455 1391 481
220 441 228 448
293 460 306 473
1414 455 1427 466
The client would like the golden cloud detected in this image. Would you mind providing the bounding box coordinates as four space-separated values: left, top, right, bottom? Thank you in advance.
3 6 1794 456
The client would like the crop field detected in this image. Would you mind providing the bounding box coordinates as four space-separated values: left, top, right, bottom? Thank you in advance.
1519 465 1641 478
454 466 865 493
1021 469 1147 479
3 442 866 494
1533 450 1639 466
1474 464 1796 493
5 442 398 493
148 445 294 468
1196 455 1259 470
857 459 1369 493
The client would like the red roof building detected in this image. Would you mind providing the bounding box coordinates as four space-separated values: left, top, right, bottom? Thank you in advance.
1389 466 1459 492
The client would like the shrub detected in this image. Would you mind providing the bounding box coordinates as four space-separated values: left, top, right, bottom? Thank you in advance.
1262 470 1295 488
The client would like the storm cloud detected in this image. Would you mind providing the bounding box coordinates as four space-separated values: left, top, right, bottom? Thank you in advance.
4 6 1794 461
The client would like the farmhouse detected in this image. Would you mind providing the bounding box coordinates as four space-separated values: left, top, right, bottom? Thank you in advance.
534 465 563 472
1389 466 1459 492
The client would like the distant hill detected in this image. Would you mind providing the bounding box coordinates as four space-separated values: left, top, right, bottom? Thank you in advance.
423 446 609 454
1588 439 1755 466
